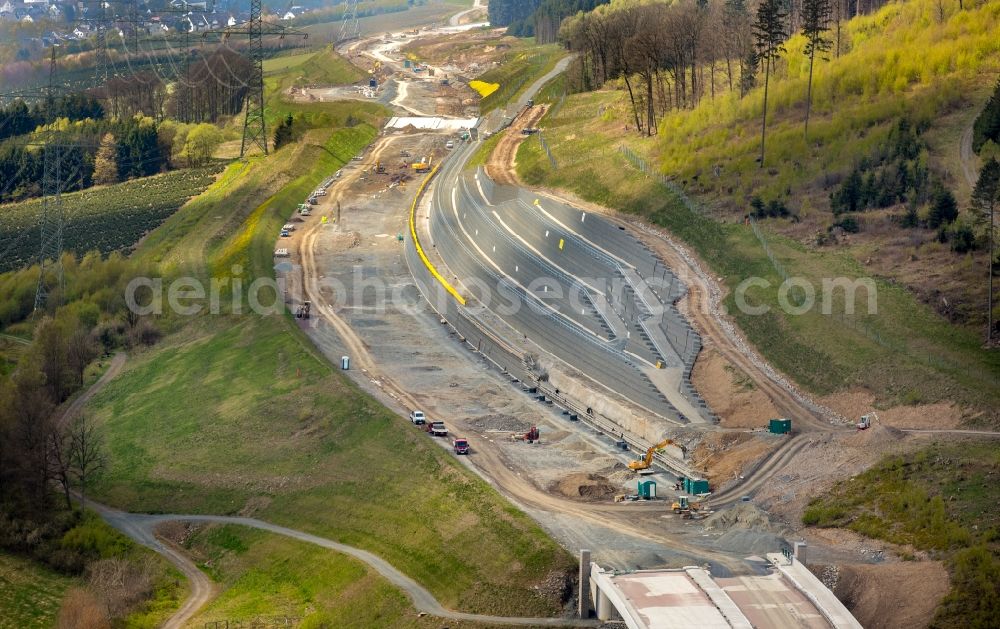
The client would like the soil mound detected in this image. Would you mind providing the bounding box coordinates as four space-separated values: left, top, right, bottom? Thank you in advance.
551 472 619 501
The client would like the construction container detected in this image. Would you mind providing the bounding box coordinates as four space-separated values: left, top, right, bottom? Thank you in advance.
403 59 411 68
637 480 656 499
684 478 709 495
369 77 377 88
768 418 792 434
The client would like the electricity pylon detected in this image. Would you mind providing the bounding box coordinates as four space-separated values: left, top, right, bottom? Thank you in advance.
206 2 307 157
338 0 361 44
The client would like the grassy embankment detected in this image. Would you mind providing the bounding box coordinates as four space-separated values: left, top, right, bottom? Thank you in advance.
79 57 574 621
0 514 184 629
804 442 1000 627
182 524 527 628
476 43 565 113
515 0 1000 423
0 553 75 628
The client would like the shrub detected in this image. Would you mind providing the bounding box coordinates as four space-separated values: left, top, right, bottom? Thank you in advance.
56 588 110 629
948 223 977 253
928 185 958 228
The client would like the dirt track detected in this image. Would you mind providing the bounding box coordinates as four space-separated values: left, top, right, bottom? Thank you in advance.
294 136 746 573
486 104 550 186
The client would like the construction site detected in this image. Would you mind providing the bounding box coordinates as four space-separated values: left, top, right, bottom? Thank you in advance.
266 5 994 629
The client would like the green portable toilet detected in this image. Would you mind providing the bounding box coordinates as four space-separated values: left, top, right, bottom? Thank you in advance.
637 480 656 499
769 418 792 434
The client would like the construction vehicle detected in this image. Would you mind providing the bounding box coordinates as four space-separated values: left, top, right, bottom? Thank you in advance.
453 438 470 454
296 301 311 319
857 412 878 430
512 426 540 443
628 439 676 471
671 496 703 516
411 156 433 173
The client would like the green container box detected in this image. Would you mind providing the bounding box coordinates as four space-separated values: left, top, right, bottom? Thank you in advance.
637 480 656 499
769 418 792 434
685 478 710 495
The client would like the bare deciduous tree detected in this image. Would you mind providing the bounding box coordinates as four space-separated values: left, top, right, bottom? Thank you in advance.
69 414 106 512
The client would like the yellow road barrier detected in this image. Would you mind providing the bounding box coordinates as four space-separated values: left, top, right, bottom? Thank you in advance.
409 166 467 306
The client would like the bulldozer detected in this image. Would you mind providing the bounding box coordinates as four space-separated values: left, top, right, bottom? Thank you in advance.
671 496 704 518
857 412 878 430
628 439 675 471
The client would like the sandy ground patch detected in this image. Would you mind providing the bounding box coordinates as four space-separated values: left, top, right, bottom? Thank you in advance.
692 348 780 428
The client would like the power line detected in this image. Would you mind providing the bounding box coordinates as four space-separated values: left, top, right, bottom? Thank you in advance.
338 0 361 44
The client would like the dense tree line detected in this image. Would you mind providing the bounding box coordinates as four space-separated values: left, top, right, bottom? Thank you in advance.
0 116 164 203
559 0 901 137
507 0 611 42
0 95 104 144
488 0 542 31
101 72 168 121
169 49 252 124
0 254 164 617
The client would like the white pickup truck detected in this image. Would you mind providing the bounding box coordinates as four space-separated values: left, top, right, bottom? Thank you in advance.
409 410 426 425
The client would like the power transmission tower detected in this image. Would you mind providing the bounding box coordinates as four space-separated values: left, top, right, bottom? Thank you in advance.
34 48 67 311
338 0 360 44
242 0 266 156
205 6 307 158
93 0 113 85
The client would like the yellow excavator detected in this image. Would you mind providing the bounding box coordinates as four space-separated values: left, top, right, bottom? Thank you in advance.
628 439 675 471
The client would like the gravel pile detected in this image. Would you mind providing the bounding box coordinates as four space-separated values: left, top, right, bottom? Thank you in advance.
703 503 774 532
467 413 531 432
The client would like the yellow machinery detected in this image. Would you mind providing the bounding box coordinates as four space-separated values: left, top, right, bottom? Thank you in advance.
628 439 675 471
412 155 433 173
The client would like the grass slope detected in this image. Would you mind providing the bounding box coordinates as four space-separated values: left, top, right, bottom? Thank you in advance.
804 441 1000 627
89 123 573 615
0 552 75 629
184 524 510 628
477 44 565 113
515 3 1000 423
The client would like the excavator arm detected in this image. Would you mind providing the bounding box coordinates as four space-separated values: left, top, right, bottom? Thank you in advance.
629 439 675 470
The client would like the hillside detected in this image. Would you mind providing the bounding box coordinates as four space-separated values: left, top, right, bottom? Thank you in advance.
516 0 1000 426
0 42 575 626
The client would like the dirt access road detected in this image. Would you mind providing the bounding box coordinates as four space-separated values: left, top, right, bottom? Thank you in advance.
91 500 598 627
486 103 549 186
293 131 746 573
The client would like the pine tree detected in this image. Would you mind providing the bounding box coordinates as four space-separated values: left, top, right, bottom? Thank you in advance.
971 157 1000 343
754 0 788 168
92 132 118 186
801 0 832 139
